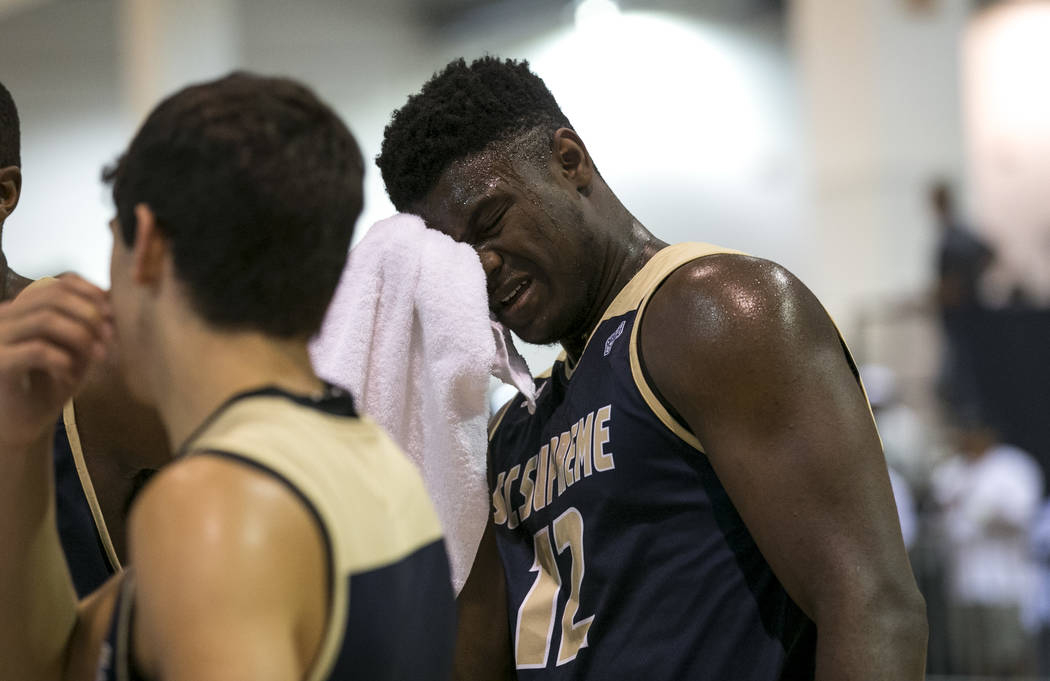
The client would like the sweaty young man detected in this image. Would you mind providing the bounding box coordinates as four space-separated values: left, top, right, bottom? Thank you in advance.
0 79 168 596
0 72 455 681
378 57 927 681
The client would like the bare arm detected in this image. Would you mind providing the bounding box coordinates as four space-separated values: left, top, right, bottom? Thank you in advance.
453 520 514 681
128 455 329 681
0 276 112 681
640 254 926 681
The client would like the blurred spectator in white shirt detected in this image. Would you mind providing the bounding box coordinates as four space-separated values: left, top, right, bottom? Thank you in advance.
931 420 1043 676
861 364 935 524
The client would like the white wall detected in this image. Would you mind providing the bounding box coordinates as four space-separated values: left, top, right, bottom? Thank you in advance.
3 0 987 376
2 0 804 375
431 3 806 371
1 0 436 284
791 0 970 334
0 0 125 285
964 1 1050 306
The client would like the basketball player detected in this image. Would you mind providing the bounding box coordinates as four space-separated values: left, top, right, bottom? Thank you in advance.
0 72 455 680
378 57 927 680
0 79 167 596
0 81 33 301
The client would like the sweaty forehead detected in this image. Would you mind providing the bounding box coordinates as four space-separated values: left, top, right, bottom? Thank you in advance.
413 131 551 237
413 149 521 239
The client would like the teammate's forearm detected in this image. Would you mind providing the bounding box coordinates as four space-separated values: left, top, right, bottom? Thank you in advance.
0 431 79 681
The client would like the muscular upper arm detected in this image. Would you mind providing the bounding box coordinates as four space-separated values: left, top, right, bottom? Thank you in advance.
127 455 328 681
639 254 913 622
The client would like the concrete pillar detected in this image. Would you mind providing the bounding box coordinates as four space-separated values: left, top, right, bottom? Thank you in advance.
964 0 1050 306
118 0 240 121
790 0 971 329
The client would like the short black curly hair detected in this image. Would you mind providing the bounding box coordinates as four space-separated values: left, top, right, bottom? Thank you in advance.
0 80 20 168
103 72 363 339
377 57 573 212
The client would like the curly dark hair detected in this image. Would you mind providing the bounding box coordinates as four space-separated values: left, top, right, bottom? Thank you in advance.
104 71 363 338
377 56 573 212
0 80 20 168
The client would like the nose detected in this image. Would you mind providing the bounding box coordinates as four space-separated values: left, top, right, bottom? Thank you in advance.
478 247 503 281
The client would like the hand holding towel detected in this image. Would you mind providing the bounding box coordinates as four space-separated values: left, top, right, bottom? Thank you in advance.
309 213 534 592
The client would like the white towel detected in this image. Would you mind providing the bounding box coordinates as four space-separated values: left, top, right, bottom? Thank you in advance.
309 213 535 593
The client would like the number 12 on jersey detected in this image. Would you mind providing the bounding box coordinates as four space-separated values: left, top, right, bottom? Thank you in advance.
515 507 595 669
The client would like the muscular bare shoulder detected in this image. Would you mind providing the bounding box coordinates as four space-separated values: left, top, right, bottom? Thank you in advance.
126 455 328 680
639 253 858 444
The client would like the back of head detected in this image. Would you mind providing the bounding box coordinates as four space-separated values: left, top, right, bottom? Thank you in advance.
928 179 953 220
105 72 363 339
0 80 19 168
377 57 572 212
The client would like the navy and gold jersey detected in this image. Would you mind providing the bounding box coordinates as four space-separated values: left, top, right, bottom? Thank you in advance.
54 401 121 597
489 244 820 680
95 386 456 681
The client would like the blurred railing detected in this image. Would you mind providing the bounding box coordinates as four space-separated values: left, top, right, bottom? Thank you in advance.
853 295 1050 680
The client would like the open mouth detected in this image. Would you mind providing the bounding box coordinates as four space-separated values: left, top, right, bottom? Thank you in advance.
496 278 531 311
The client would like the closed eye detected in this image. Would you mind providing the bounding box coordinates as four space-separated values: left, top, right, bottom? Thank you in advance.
475 202 510 240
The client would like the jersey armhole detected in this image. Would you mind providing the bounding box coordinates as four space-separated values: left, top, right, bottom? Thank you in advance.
63 400 122 573
103 571 148 681
184 448 343 681
628 264 707 454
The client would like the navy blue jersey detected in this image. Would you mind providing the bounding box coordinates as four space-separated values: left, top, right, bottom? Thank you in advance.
489 244 818 680
54 402 120 597
95 387 456 681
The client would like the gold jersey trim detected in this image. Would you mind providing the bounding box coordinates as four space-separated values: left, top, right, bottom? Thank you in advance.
503 243 872 461
571 244 741 453
621 244 742 453
63 399 122 572
182 394 445 681
488 399 516 442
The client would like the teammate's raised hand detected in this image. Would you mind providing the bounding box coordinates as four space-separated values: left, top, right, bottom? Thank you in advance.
0 275 113 449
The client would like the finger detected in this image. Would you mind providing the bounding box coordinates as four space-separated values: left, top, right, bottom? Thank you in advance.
0 339 77 380
10 338 97 391
54 273 111 314
2 283 113 346
14 275 111 324
1 307 109 362
46 276 113 330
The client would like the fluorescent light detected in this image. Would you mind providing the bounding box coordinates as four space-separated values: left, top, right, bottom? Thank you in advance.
574 0 620 30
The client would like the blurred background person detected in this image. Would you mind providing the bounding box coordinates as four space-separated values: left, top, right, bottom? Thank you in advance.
1028 499 1050 678
860 364 926 550
861 363 937 501
929 180 994 422
931 417 1044 677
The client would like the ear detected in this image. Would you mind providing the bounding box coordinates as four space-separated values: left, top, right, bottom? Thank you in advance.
552 128 594 194
130 204 170 286
0 166 22 222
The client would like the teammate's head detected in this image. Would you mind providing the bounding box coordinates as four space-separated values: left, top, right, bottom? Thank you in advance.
0 80 22 230
377 57 574 213
0 81 19 169
379 57 615 347
104 71 364 339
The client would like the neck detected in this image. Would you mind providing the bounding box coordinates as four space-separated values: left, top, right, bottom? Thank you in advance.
147 314 322 452
561 209 666 362
0 249 33 302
